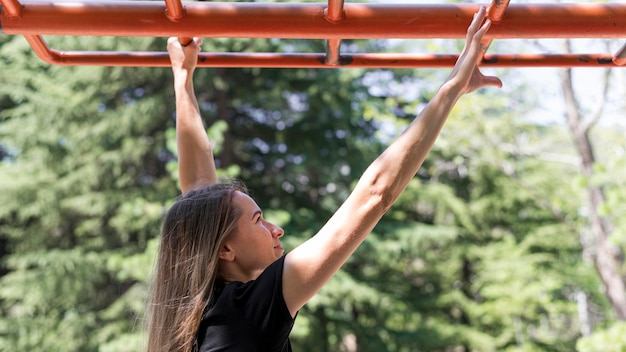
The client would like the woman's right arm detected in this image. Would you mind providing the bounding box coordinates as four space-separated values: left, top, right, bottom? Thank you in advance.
168 37 218 194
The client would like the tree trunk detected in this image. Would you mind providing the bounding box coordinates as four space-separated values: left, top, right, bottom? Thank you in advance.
576 291 591 336
559 64 626 320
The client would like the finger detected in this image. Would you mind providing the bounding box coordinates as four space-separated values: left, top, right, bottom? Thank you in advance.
467 6 487 38
474 19 492 40
167 37 180 49
459 7 487 60
457 22 489 67
193 37 203 51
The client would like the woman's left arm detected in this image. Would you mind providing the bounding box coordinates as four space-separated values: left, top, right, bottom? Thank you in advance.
282 7 502 318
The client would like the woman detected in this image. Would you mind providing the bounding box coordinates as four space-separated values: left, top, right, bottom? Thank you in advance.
147 6 502 352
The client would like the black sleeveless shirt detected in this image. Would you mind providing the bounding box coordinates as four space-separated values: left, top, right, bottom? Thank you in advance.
196 256 295 351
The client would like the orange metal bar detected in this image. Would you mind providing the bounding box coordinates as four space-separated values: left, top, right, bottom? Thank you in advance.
2 2 626 39
481 53 617 67
23 34 53 62
4 0 626 68
479 0 511 63
325 38 342 66
613 43 626 66
325 0 344 23
0 0 22 17
23 34 172 66
323 0 344 66
164 0 184 21
163 0 191 45
22 37 622 69
488 0 509 24
207 53 620 68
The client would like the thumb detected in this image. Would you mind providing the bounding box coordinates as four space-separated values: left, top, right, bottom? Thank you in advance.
484 75 503 89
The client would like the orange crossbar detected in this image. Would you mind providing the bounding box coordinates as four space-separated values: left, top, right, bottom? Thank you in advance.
3 2 626 39
18 37 620 69
2 0 626 68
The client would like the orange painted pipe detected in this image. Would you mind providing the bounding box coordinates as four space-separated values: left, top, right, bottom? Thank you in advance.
614 44 626 66
481 53 617 67
323 0 344 66
0 0 22 17
23 34 172 66
163 0 191 45
325 38 342 66
22 38 622 69
487 0 509 23
2 2 626 39
164 0 184 21
325 0 344 23
480 0 510 62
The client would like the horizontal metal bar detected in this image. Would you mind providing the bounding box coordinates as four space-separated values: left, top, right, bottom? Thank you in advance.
2 1 626 39
23 42 622 68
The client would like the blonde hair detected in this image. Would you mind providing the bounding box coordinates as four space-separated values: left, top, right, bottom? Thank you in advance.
147 183 246 352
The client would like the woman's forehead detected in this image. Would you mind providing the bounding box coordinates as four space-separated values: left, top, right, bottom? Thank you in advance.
233 191 260 212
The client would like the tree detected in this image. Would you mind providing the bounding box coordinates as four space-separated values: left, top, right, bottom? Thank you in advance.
286 64 604 351
0 35 176 351
558 40 626 319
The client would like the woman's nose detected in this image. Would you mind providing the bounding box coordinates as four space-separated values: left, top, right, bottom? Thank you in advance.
268 222 284 238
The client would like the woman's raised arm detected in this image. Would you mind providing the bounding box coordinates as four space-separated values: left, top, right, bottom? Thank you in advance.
167 37 218 194
282 6 503 318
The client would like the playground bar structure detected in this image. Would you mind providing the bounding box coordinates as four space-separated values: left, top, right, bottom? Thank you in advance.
0 0 625 68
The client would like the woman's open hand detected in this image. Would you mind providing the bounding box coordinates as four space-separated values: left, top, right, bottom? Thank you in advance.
444 6 503 97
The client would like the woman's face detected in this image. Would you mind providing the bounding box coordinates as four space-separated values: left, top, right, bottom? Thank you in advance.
224 191 285 281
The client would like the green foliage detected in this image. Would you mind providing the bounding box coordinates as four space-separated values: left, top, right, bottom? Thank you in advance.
577 322 626 352
0 35 173 351
585 129 626 260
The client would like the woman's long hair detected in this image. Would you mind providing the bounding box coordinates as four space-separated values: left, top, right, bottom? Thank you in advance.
147 183 246 352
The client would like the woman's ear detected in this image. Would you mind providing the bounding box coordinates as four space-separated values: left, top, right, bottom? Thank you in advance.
218 243 235 262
